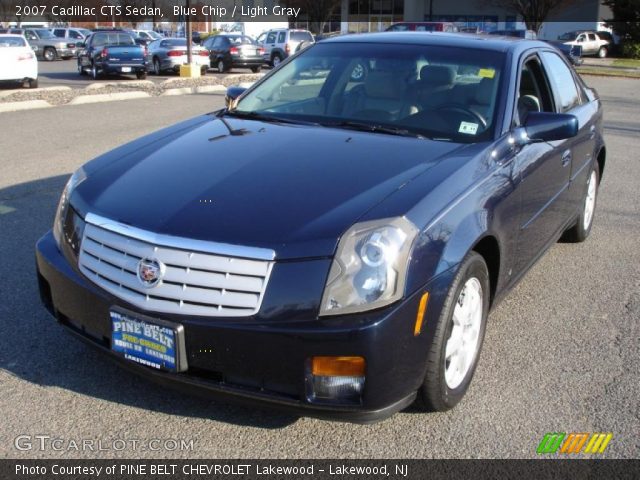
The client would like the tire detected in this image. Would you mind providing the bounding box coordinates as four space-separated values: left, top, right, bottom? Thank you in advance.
597 46 608 58
250 66 261 73
201 66 207 76
28 78 38 88
153 58 161 75
415 252 490 412
217 59 226 74
91 62 100 80
77 61 87 76
136 71 147 80
43 47 56 62
562 164 599 243
271 54 282 68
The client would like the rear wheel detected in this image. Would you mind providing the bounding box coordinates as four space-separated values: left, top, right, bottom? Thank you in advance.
250 66 261 73
43 47 56 62
271 54 282 67
217 59 226 73
91 62 100 80
415 252 489 412
153 58 161 75
597 46 608 58
562 164 599 242
136 71 147 80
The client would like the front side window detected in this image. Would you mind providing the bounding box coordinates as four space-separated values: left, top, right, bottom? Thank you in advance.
235 43 506 142
516 57 554 125
540 51 580 112
278 31 286 43
266 32 277 43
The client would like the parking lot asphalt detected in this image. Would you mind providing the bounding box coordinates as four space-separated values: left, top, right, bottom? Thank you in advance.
0 77 638 459
1 58 252 90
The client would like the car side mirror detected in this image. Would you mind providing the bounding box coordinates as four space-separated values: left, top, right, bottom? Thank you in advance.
225 86 247 109
515 112 578 145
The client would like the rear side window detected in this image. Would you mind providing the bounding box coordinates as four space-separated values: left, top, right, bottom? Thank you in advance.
70 30 83 39
92 33 107 46
53 29 65 37
291 31 313 42
278 31 286 43
540 51 581 112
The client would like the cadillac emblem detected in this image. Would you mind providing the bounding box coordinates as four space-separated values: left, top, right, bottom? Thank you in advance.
136 258 164 288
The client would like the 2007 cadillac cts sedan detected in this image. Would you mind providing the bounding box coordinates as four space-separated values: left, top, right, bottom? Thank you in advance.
36 33 605 423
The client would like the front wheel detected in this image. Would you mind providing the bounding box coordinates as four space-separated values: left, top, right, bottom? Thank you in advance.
562 164 599 242
153 58 161 75
77 61 87 76
415 252 490 411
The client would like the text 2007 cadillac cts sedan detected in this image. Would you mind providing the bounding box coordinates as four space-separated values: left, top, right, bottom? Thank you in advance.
36 33 605 423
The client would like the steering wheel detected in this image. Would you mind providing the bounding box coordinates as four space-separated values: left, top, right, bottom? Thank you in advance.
435 103 487 129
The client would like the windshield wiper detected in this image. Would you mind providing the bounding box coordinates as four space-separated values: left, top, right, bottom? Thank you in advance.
221 110 318 126
319 120 426 139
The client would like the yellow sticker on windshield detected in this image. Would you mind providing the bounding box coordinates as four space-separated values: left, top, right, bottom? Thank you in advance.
478 68 496 79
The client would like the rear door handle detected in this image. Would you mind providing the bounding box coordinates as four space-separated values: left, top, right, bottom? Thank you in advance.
561 149 571 167
589 125 596 140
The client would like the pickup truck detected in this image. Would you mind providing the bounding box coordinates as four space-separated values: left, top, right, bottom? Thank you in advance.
77 31 148 80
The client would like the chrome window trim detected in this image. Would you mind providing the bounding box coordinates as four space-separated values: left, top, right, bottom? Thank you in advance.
85 212 275 261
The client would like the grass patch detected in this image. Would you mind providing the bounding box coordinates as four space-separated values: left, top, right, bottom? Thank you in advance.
612 58 640 68
576 67 640 78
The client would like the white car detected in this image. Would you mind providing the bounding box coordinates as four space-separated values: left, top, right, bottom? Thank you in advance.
558 31 610 58
0 34 38 88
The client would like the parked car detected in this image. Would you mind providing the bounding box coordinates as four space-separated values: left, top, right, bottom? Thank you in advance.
386 22 459 33
558 31 610 58
148 38 209 75
24 28 77 61
259 28 314 67
51 27 91 42
192 31 202 44
489 29 537 39
202 34 264 73
37 33 605 423
77 31 148 80
132 30 162 42
0 34 38 87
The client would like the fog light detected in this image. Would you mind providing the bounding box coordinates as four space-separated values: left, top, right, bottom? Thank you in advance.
307 356 365 404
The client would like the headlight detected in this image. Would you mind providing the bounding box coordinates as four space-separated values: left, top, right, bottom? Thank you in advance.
319 217 419 316
53 168 86 248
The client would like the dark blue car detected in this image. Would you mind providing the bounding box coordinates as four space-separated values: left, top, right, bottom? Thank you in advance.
36 33 605 423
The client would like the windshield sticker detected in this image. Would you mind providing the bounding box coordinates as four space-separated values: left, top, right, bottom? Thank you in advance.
459 122 479 135
478 68 496 79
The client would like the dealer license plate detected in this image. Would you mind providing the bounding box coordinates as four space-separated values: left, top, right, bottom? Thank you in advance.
110 310 181 371
121 67 132 73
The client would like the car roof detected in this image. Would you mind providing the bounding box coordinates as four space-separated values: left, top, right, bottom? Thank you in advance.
322 31 548 53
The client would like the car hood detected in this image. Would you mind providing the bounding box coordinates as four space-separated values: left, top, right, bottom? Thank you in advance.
74 116 465 260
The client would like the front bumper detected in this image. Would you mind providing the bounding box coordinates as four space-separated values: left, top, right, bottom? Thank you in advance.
36 231 444 423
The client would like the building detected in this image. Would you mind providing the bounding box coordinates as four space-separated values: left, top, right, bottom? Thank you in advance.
338 0 612 39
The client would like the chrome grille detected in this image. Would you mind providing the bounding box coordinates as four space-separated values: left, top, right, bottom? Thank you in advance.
78 213 274 317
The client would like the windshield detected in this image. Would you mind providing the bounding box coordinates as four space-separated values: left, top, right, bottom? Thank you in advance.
558 32 578 41
33 29 55 39
235 42 505 142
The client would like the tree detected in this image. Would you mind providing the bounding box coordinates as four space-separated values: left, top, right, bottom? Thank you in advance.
283 0 341 33
603 0 640 41
480 0 576 32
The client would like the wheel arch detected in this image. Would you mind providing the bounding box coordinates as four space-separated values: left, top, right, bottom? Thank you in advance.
596 145 606 183
470 235 501 307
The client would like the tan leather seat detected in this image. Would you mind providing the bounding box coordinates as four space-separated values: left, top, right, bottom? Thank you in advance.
414 65 456 109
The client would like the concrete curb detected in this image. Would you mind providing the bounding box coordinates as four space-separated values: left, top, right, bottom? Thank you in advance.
0 100 52 113
0 86 71 98
161 87 194 96
85 80 154 91
195 85 227 94
69 91 151 105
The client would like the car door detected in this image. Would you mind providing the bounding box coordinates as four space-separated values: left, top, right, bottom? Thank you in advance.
539 50 597 213
512 54 573 274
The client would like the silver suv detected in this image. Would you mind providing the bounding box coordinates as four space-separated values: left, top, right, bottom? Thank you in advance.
51 27 92 41
259 29 314 67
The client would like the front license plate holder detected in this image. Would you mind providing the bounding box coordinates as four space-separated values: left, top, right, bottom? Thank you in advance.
110 307 187 372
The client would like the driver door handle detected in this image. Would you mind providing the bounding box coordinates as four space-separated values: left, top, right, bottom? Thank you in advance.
561 149 571 167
